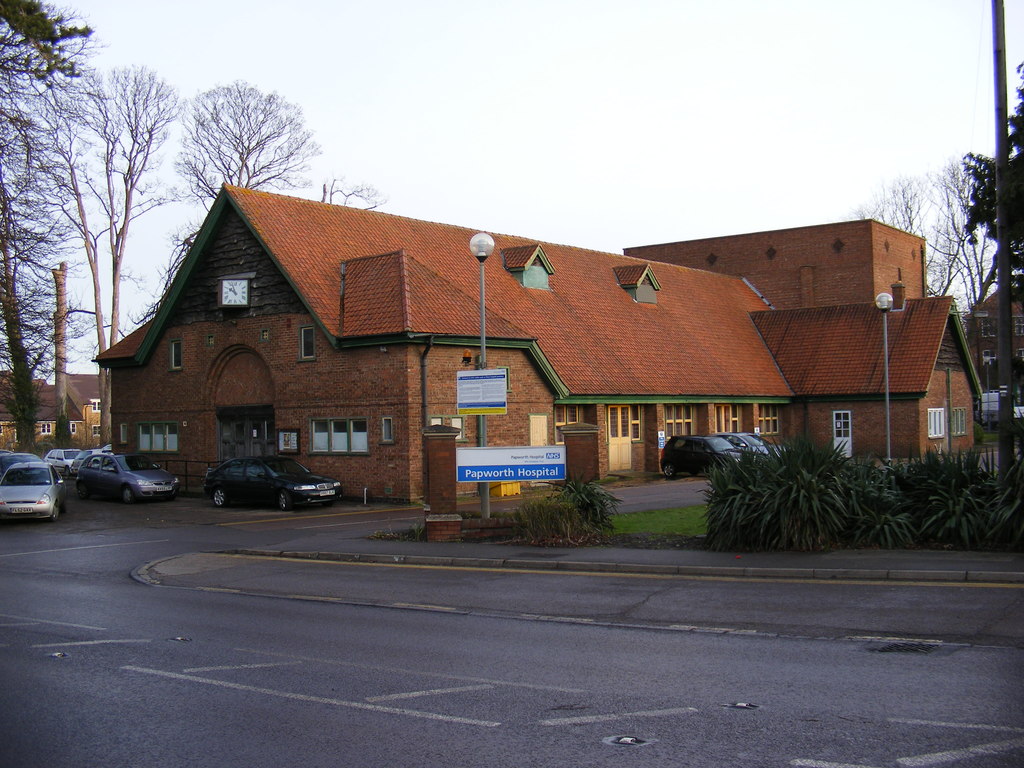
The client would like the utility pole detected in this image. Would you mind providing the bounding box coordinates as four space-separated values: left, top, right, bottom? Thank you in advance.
991 0 1014 474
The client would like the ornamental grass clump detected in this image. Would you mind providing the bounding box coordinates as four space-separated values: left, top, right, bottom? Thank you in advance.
891 451 1002 549
512 498 597 546
704 439 850 551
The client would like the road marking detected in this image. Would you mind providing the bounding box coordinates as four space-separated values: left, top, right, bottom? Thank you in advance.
122 666 501 727
890 718 1024 733
33 639 151 648
184 662 302 673
0 612 105 630
540 706 697 726
0 539 169 558
791 761 886 768
367 684 494 702
234 648 587 693
218 506 418 527
298 515 421 530
897 737 1024 766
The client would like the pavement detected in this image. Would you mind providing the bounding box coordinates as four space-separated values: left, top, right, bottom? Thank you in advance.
135 488 1024 594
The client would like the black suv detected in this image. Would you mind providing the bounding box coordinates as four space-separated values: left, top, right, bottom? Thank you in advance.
660 435 741 478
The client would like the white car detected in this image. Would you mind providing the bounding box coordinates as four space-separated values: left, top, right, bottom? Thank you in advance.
44 448 79 477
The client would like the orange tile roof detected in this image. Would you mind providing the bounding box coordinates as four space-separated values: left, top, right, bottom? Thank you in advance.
751 298 954 395
176 186 795 398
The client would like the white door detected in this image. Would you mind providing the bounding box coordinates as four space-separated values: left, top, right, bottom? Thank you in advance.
832 410 852 457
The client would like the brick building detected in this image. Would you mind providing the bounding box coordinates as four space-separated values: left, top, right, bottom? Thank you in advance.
97 188 978 501
625 219 928 311
964 294 1024 401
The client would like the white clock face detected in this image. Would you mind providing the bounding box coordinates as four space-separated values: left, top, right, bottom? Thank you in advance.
220 279 250 306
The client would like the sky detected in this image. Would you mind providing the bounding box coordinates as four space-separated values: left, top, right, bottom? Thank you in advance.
61 0 1023 369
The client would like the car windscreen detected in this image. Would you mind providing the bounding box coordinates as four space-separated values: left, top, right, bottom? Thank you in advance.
705 437 736 452
2 466 52 486
262 458 309 476
120 455 160 472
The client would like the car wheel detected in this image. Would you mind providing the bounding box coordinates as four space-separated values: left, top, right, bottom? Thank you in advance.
661 462 677 479
121 485 136 504
211 487 228 507
277 489 294 511
76 482 89 500
47 504 59 522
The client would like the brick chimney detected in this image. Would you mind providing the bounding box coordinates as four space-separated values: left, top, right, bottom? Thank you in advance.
891 281 905 311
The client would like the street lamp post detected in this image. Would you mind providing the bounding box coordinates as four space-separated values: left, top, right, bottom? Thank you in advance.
875 292 893 463
469 232 495 518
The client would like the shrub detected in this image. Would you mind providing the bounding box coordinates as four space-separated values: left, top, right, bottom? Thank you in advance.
512 497 599 546
704 439 850 551
891 452 1001 549
557 477 618 533
842 462 915 549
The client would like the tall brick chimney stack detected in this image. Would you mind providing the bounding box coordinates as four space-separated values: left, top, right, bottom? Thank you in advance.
891 281 905 311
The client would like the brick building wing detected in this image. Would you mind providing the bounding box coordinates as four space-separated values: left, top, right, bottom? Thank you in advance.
97 187 979 501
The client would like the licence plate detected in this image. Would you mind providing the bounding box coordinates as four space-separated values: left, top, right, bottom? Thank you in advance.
318 490 335 497
11 507 36 514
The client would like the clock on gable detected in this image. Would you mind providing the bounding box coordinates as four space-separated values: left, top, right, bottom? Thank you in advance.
219 277 250 307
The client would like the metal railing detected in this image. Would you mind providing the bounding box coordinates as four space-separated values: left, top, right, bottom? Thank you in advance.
158 458 218 496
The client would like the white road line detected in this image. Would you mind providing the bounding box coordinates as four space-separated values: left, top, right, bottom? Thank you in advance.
0 622 40 627
540 706 697 726
0 539 169 558
0 613 105 630
184 662 302 673
33 639 151 648
889 718 1024 733
367 684 495 702
896 737 1024 767
234 647 587 693
790 761 886 768
298 515 421 530
122 666 501 727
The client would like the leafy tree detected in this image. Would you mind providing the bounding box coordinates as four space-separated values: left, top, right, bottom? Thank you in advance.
0 0 90 85
964 63 1024 300
0 1 88 449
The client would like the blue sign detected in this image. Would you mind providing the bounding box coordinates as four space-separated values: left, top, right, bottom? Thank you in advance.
457 370 508 415
456 446 566 483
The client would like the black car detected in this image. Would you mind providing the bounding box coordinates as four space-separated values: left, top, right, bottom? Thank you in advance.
660 435 741 478
203 456 342 511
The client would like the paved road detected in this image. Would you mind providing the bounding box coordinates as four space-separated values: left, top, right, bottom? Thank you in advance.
1 491 1022 767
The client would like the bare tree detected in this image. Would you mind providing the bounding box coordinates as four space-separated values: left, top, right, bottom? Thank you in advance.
853 161 996 310
176 80 321 204
321 177 387 209
46 65 180 442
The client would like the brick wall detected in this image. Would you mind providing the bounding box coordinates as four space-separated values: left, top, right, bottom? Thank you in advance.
625 220 926 310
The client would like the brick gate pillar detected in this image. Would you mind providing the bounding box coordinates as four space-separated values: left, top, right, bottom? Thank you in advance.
559 422 600 483
422 425 462 541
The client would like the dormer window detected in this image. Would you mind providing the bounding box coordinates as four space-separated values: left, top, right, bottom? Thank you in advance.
614 264 661 304
502 245 554 290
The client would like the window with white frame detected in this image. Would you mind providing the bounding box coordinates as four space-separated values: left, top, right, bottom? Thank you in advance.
554 405 581 443
119 423 128 443
92 425 101 438
428 415 465 440
311 418 369 453
70 422 77 435
1014 316 1024 336
664 404 694 437
39 422 53 435
138 422 179 451
927 408 945 439
950 407 967 436
299 326 315 360
381 416 394 443
169 338 183 370
715 404 741 433
758 404 780 435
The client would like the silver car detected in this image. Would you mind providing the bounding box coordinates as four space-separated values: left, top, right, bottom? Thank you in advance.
0 462 67 521
76 453 179 504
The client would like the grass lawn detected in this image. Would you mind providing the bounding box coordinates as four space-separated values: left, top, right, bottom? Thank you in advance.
612 505 707 536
